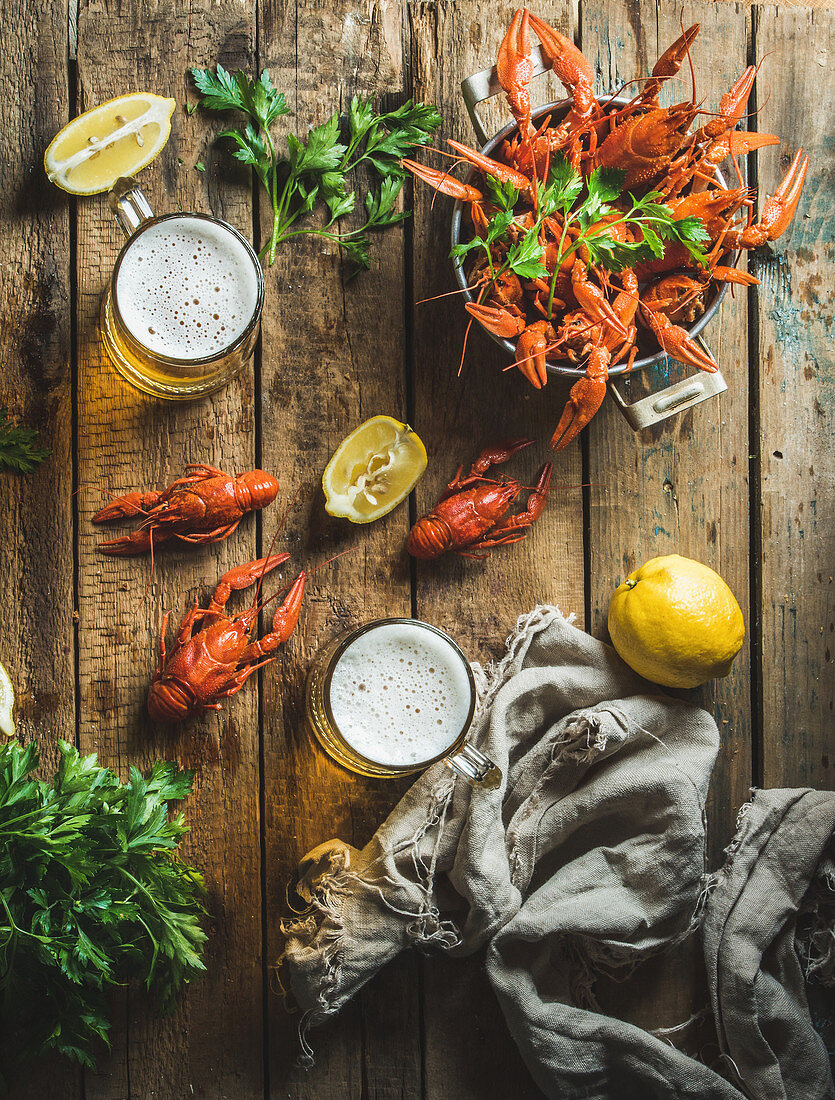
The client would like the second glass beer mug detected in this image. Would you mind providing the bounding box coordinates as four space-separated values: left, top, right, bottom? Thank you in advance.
305 618 501 788
100 176 265 400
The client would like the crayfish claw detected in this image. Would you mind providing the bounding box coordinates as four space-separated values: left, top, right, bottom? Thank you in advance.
639 304 718 374
497 8 534 134
515 320 556 389
760 150 808 240
214 553 289 595
551 377 607 449
97 529 166 555
271 571 307 643
465 302 526 339
401 157 484 202
551 346 610 450
470 438 535 475
92 490 161 523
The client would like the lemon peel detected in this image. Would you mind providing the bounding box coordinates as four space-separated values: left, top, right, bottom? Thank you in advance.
607 554 744 689
323 416 427 523
45 93 175 195
0 662 15 738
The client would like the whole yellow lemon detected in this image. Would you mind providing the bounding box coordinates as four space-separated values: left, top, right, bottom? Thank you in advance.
607 555 744 689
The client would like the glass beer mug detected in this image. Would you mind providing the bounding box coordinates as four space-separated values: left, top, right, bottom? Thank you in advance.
100 176 264 400
305 618 501 788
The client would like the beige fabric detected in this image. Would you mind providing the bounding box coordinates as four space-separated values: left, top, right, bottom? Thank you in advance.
278 608 834 1099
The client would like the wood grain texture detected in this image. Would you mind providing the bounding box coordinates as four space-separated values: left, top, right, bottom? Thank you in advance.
256 2 420 1096
561 0 751 1040
751 4 834 789
408 3 581 1098
0 1 80 1097
3 1 831 1096
74 1 262 1096
583 0 753 869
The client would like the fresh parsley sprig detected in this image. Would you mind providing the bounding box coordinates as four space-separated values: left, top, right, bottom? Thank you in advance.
191 66 442 272
451 155 710 320
0 407 49 473
0 740 206 1077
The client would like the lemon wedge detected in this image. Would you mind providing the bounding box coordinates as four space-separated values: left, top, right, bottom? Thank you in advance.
0 662 15 738
323 416 427 523
44 93 176 195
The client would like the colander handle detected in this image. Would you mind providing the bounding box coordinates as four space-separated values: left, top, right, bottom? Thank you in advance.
608 338 727 430
460 44 551 146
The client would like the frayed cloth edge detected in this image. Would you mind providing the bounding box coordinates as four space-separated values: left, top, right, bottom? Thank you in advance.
471 605 576 724
276 779 463 1066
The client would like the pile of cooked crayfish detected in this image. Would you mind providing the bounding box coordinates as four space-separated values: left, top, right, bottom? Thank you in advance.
95 448 550 724
404 10 808 448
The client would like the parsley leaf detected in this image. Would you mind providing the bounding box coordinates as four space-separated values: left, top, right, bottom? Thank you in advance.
288 115 346 175
0 408 49 473
0 740 206 1074
365 177 409 228
191 69 442 269
576 166 624 230
451 210 515 274
506 233 548 280
191 64 246 112
340 236 372 275
483 176 521 212
539 154 584 215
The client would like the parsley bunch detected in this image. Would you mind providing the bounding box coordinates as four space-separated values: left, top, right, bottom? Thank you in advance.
451 156 710 317
0 740 206 1079
191 66 442 272
0 408 48 473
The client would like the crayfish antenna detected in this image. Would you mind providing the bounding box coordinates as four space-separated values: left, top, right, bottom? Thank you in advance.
129 525 158 625
415 282 485 307
458 316 475 377
253 546 357 622
254 486 302 614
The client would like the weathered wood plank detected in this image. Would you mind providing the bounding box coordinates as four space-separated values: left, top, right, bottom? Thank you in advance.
578 0 752 1034
0 1 81 1097
408 3 583 1097
584 0 753 862
256 2 420 1096
752 4 834 790
74 2 262 1096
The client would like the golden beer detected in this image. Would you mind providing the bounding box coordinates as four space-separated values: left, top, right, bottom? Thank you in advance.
100 178 264 400
305 618 501 787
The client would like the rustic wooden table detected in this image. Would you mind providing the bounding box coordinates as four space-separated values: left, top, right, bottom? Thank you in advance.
2 0 832 1096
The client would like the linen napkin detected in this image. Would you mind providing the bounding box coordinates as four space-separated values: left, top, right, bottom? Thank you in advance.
702 787 835 1099
278 607 835 1099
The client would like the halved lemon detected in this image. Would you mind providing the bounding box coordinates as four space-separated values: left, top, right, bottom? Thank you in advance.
44 92 176 195
0 661 15 738
323 416 427 523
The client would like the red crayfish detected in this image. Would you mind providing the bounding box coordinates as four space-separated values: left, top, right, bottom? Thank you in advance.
93 464 279 555
407 438 551 560
405 11 808 448
147 553 304 723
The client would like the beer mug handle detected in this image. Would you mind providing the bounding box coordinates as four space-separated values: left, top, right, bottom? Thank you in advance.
108 176 154 238
443 742 502 789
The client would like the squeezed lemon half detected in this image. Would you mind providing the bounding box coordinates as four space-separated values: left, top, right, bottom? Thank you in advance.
608 554 745 689
44 92 176 195
0 662 15 738
323 416 427 523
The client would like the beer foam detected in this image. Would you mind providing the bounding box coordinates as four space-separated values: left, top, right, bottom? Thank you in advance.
115 216 259 359
327 622 473 767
